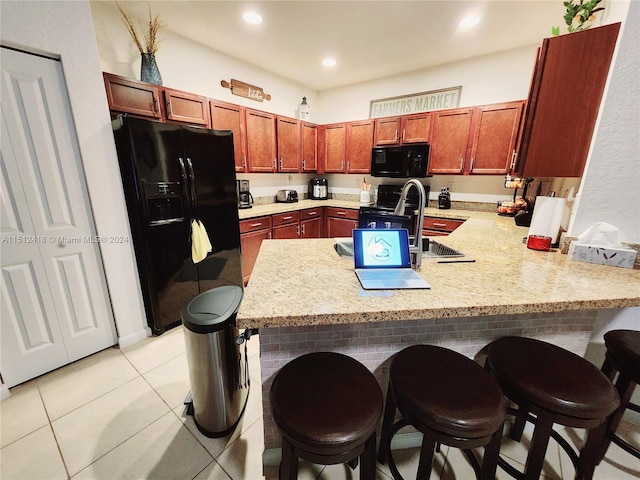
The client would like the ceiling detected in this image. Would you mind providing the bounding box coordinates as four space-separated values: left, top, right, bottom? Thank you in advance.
100 1 567 91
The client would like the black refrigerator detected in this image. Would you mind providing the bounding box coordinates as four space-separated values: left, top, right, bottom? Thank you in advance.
112 115 243 333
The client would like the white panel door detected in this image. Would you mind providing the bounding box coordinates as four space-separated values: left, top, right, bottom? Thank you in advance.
1 47 117 388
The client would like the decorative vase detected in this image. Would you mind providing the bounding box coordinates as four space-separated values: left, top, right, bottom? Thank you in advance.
140 53 162 85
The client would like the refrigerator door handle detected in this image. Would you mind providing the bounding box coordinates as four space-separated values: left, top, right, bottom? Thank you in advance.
178 157 193 218
186 157 198 211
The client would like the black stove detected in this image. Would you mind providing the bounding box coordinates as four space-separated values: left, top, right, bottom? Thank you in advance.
375 183 429 213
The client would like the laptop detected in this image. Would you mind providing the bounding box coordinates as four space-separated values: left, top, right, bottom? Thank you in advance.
353 228 431 290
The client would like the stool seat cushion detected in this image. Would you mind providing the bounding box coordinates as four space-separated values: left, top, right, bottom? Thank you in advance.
391 345 506 439
604 329 640 383
270 352 383 457
487 336 619 419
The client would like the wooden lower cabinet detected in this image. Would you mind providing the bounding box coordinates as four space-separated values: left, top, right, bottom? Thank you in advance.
239 216 272 284
422 217 464 237
300 208 323 238
326 207 359 238
272 211 300 239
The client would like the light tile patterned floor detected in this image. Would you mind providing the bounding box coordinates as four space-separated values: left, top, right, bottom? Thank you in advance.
1 326 638 479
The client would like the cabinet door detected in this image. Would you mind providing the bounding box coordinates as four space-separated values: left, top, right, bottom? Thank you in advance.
469 102 524 174
518 23 620 177
246 109 277 172
164 89 209 126
276 116 300 172
428 109 473 174
210 100 246 172
240 228 271 284
346 120 374 173
301 217 322 238
273 223 300 239
104 73 161 119
323 123 347 172
327 217 357 238
301 122 318 172
402 113 431 143
374 117 401 145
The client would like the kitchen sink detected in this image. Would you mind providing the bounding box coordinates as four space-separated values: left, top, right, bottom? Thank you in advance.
334 238 472 263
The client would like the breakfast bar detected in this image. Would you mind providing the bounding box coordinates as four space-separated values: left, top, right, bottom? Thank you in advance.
235 207 640 462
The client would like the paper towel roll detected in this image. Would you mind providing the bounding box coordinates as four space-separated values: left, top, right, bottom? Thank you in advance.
528 196 566 243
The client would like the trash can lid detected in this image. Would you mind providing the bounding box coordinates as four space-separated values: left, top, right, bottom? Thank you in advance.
181 285 243 333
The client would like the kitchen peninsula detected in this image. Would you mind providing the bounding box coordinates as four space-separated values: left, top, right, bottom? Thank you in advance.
235 204 640 462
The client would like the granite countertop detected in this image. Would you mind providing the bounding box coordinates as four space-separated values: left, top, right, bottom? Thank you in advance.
237 199 362 219
236 206 640 329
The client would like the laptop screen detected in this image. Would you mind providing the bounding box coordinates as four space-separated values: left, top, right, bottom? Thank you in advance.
353 229 412 269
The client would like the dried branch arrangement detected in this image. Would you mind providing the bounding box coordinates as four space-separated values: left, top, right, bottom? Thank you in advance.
116 2 164 54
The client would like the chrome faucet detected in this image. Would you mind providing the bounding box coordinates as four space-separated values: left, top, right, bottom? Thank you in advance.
393 179 426 269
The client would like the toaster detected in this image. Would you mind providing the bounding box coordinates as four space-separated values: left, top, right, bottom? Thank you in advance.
276 189 298 203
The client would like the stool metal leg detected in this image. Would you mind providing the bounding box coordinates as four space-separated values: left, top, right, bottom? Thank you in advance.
280 437 298 480
523 411 554 480
481 427 504 480
416 429 438 480
378 383 397 465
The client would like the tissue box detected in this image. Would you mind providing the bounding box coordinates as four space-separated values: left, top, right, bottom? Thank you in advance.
568 242 637 268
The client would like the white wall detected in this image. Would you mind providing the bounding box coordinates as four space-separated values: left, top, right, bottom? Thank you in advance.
1 1 149 346
570 0 640 243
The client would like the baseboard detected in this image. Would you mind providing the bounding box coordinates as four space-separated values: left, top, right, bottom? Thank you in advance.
117 327 151 348
262 431 424 467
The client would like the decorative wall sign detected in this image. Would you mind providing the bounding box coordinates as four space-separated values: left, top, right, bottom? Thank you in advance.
369 86 462 118
221 79 271 102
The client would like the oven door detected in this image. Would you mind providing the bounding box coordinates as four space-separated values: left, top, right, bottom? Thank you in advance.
358 207 416 235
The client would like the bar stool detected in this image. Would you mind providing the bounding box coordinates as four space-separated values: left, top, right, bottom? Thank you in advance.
270 352 383 480
486 336 620 480
377 345 506 480
596 329 640 462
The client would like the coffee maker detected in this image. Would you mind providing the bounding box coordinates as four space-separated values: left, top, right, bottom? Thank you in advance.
237 179 254 209
309 178 329 200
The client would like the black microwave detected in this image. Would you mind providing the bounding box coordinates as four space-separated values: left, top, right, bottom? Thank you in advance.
370 143 430 178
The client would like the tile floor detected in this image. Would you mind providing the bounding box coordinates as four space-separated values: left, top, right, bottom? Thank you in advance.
1 326 638 479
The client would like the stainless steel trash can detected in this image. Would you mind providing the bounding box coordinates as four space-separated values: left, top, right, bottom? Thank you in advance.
182 285 249 437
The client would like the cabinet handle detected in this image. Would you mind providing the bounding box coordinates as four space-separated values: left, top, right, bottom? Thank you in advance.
402 128 406 142
459 158 464 172
433 222 447 228
243 156 247 169
273 158 277 170
509 150 517 171
283 216 293 220
341 161 344 171
470 157 475 172
394 129 398 141
337 211 346 216
167 98 172 115
301 224 305 235
153 94 160 114
297 225 300 236
268 233 272 239
308 211 317 216
251 222 263 227
302 160 306 170
279 158 283 169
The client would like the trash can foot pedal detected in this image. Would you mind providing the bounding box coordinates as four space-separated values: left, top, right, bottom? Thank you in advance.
184 391 194 416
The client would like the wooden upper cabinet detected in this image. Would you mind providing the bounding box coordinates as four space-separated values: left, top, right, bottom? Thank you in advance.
402 113 431 143
163 89 209 126
374 113 430 146
322 123 347 173
276 116 300 172
469 102 524 174
210 100 247 172
246 109 277 172
104 73 162 119
517 23 620 177
346 120 374 173
301 122 318 172
374 117 402 145
428 108 473 174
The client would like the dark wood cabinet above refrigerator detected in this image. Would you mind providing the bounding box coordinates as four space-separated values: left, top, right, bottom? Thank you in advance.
516 23 621 178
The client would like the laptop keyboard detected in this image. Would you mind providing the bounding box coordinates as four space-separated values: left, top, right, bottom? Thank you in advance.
357 269 417 280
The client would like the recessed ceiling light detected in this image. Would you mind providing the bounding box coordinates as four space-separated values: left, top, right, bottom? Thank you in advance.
459 14 481 29
322 57 337 68
243 11 262 25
